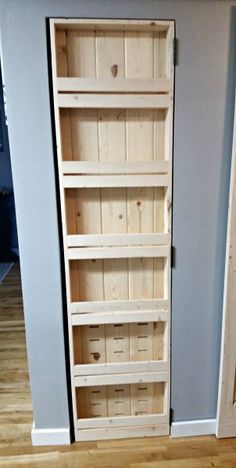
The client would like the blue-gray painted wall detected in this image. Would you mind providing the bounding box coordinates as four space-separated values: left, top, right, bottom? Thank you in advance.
0 0 235 430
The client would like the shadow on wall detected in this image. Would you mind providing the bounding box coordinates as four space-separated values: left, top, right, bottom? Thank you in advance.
0 59 18 262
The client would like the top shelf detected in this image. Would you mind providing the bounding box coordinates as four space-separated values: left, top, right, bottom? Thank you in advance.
52 21 174 83
52 18 174 32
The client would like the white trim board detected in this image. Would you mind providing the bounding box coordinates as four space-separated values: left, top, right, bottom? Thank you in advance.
171 419 216 438
31 421 71 446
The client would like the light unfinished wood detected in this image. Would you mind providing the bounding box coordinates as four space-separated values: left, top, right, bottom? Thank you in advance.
71 309 168 326
54 18 171 32
217 94 236 438
74 371 168 387
67 245 169 260
77 414 168 429
73 318 167 366
73 361 168 376
50 21 79 430
57 93 171 109
75 424 169 441
69 299 170 314
63 174 169 188
50 17 174 441
70 298 169 313
76 381 165 420
62 160 170 174
69 259 166 302
57 77 171 93
66 233 170 247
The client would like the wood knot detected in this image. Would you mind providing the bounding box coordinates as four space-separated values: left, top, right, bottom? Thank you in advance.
77 212 81 217
137 201 141 207
119 214 123 219
111 64 118 77
93 352 100 361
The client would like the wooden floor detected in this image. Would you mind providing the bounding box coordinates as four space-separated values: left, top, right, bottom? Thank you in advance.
1 265 236 467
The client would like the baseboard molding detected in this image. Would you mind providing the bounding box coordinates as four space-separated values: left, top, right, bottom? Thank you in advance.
31 421 71 446
31 419 216 444
171 419 216 438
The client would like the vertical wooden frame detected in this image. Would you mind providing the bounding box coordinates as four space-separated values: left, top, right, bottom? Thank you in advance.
49 18 175 442
49 22 79 428
217 94 236 438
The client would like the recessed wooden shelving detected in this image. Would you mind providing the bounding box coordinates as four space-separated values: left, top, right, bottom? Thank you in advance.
50 17 174 442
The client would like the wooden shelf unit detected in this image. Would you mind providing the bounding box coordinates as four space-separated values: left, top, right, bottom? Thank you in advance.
50 18 174 442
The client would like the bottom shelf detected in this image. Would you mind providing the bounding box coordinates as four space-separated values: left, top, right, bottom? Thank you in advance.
76 382 165 419
75 423 169 441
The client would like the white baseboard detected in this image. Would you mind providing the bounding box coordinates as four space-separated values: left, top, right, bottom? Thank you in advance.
31 421 71 446
171 419 216 438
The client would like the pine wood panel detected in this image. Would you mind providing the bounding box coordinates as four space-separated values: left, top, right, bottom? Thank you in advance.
76 382 164 419
73 320 165 365
50 18 174 441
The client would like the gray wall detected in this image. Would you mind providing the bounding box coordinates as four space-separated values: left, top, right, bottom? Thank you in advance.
0 0 235 430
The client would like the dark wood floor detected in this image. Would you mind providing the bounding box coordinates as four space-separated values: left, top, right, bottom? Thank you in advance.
1 264 236 467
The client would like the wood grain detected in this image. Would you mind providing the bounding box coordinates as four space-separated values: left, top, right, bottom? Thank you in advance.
52 18 173 441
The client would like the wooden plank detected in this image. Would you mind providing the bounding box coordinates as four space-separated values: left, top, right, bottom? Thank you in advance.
70 298 169 313
67 30 96 78
105 323 130 363
130 322 154 362
217 95 236 438
125 30 155 314
125 29 158 416
76 413 167 429
73 360 168 376
107 384 131 417
52 18 172 32
49 21 81 429
75 423 168 441
76 259 104 302
71 309 168 326
67 246 169 260
95 33 128 312
76 424 168 441
57 77 171 93
154 31 166 80
161 22 174 419
80 324 106 365
68 110 99 163
66 233 170 247
57 93 172 109
74 371 168 387
77 386 108 419
63 174 169 188
131 382 155 416
154 322 165 360
66 32 102 237
62 160 170 174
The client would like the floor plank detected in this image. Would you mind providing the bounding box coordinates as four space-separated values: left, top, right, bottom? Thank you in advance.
0 264 236 466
